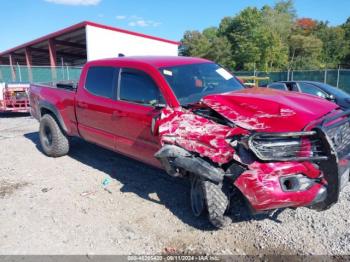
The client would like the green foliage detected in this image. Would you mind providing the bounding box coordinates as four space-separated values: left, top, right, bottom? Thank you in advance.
180 0 350 71
314 25 348 67
343 17 350 40
289 34 323 69
341 18 350 66
180 28 234 69
261 0 295 39
222 7 263 70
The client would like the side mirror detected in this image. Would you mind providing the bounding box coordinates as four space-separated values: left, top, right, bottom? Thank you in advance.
151 113 161 136
150 99 166 110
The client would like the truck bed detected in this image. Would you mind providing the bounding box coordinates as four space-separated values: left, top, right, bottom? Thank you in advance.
29 82 79 136
41 81 78 91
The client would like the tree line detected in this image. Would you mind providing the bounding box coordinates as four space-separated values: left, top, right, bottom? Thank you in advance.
180 0 350 71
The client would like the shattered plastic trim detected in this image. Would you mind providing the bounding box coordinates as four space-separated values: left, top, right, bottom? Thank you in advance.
234 161 324 211
158 107 247 164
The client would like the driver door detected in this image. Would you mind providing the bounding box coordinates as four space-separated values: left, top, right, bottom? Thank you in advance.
113 68 164 167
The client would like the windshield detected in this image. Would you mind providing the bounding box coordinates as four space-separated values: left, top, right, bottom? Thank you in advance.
314 82 350 98
159 63 244 105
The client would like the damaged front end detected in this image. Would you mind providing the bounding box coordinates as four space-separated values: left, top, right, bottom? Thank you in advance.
236 111 350 212
155 144 225 184
154 101 350 217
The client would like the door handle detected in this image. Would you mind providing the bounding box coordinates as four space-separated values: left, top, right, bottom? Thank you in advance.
112 110 127 120
77 102 88 109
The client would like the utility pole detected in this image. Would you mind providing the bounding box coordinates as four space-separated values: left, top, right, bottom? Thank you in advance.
17 62 22 82
336 64 341 88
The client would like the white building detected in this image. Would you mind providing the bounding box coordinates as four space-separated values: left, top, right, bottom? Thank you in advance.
0 21 179 69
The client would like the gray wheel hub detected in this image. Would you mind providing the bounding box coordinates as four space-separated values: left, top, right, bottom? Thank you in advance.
190 176 205 217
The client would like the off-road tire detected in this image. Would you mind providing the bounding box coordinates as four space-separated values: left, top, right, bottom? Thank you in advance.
202 180 230 229
39 114 69 157
190 175 206 217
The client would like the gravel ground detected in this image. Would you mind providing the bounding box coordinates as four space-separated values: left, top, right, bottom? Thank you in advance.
0 113 350 255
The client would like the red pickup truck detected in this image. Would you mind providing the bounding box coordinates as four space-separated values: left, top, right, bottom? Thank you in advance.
29 56 350 228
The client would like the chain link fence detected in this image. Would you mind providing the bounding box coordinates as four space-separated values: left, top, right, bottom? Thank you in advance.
234 69 350 93
1 65 350 93
0 65 82 83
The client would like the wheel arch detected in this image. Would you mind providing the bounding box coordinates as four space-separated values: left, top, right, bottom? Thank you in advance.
155 145 225 184
39 101 68 134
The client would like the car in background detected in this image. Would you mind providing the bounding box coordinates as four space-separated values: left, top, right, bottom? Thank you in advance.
267 81 350 109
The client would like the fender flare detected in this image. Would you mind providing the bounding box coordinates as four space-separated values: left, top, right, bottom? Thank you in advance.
155 145 224 184
38 101 68 133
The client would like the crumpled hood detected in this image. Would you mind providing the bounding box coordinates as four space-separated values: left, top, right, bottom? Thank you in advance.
202 88 339 132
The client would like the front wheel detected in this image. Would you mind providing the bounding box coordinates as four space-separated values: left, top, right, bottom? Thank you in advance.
39 114 69 157
190 176 229 229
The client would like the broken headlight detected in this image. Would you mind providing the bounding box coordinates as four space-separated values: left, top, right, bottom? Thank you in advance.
248 131 328 161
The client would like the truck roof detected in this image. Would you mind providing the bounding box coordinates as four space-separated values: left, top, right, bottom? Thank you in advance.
93 56 212 68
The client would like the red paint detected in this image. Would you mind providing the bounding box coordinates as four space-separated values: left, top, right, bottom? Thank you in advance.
203 88 338 132
8 54 16 81
48 39 57 67
29 56 346 213
29 84 78 135
25 48 33 82
234 161 323 210
25 48 32 67
158 107 238 164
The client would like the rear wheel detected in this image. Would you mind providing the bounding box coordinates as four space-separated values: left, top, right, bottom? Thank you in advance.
39 114 69 157
190 176 229 228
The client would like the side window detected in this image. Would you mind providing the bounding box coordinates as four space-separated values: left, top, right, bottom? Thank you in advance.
299 83 327 99
119 69 163 105
268 83 287 91
85 67 117 99
284 82 296 91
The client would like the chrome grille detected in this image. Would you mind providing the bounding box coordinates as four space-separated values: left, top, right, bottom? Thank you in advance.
326 121 350 158
248 131 328 162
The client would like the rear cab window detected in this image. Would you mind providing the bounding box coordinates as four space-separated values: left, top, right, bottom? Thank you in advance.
85 66 118 99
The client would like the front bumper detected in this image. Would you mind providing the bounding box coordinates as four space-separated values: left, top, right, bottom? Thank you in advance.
234 110 350 212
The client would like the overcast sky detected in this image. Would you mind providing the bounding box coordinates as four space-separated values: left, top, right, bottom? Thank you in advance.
0 0 349 52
